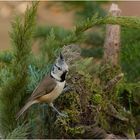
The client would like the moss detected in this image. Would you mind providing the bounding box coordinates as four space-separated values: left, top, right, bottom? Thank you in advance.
53 70 96 138
91 94 102 105
98 112 110 130
99 63 122 84
67 126 85 138
46 58 139 138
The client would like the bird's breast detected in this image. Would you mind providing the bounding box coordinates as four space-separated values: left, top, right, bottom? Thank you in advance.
38 81 65 103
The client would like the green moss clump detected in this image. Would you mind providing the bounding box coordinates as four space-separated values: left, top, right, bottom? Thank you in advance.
91 94 102 105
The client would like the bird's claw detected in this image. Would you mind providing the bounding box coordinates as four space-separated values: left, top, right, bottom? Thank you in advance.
58 112 68 118
62 85 73 94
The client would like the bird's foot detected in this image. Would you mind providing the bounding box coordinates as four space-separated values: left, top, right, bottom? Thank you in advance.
62 85 73 94
58 112 68 118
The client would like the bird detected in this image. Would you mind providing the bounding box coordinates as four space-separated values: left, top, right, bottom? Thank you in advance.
16 52 69 120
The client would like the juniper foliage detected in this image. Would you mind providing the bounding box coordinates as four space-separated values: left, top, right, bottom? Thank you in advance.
6 123 30 139
0 1 38 138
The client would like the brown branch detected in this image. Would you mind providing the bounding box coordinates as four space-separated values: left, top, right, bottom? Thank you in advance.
103 73 124 91
106 104 129 122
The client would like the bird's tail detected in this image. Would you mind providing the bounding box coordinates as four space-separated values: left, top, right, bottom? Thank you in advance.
16 100 38 120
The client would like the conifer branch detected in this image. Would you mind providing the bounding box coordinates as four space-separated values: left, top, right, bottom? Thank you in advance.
75 14 140 35
61 14 140 48
0 1 38 138
34 12 140 63
6 123 30 139
0 51 13 64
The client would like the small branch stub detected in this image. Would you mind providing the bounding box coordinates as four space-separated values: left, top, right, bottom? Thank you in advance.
103 73 124 91
103 3 121 65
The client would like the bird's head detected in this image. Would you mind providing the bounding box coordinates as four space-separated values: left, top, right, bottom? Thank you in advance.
51 52 68 82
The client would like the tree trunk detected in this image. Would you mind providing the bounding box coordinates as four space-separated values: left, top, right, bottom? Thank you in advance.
103 3 121 66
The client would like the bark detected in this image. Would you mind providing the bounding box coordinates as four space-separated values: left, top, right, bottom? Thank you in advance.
103 3 121 65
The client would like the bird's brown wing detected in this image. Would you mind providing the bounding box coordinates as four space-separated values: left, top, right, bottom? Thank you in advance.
28 75 57 101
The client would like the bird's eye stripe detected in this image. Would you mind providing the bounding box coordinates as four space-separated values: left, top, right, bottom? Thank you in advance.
55 64 61 70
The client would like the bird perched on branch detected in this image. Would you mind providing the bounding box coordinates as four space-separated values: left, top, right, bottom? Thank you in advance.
16 52 69 120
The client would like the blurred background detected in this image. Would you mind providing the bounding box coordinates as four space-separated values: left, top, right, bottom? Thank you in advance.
0 1 140 51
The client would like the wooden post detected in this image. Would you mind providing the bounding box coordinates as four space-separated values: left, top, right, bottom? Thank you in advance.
103 3 121 65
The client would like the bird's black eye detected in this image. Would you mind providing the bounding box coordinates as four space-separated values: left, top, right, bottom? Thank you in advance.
58 67 61 70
